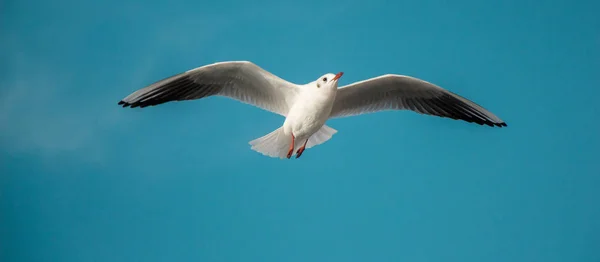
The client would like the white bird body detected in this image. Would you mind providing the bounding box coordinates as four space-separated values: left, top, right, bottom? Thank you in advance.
283 77 337 144
118 61 507 159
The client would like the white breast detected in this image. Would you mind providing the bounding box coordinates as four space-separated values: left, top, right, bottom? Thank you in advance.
283 86 337 139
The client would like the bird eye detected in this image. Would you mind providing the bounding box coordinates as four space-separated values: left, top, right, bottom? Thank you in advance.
322 77 327 82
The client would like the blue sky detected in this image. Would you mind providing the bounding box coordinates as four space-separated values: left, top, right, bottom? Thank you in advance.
1 0 599 261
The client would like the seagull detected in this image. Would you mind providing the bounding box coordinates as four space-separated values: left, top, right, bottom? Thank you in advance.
118 61 507 159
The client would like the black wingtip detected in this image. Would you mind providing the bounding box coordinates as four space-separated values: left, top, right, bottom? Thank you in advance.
118 100 133 108
493 122 508 128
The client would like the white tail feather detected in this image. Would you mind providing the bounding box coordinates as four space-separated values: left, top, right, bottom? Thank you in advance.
249 125 338 159
306 125 337 149
249 127 290 159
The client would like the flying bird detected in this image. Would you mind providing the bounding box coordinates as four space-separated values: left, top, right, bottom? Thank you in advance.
118 61 507 159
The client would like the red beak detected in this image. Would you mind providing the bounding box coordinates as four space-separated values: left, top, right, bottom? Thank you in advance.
332 72 343 81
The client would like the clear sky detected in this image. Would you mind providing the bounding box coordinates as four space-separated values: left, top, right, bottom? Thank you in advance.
1 0 599 261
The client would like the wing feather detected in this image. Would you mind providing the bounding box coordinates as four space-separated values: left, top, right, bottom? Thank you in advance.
330 74 507 127
118 61 299 116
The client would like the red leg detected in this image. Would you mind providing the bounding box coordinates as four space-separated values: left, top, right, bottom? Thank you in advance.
295 139 309 158
286 134 295 159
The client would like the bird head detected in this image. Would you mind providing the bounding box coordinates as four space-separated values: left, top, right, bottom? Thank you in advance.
315 72 343 90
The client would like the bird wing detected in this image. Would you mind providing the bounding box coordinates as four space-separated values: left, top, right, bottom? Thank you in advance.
118 61 300 116
329 74 507 127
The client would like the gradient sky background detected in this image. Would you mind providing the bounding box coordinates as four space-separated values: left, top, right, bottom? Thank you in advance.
1 0 599 261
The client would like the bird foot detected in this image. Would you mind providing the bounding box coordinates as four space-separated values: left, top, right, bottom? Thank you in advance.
295 146 306 158
286 134 296 159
